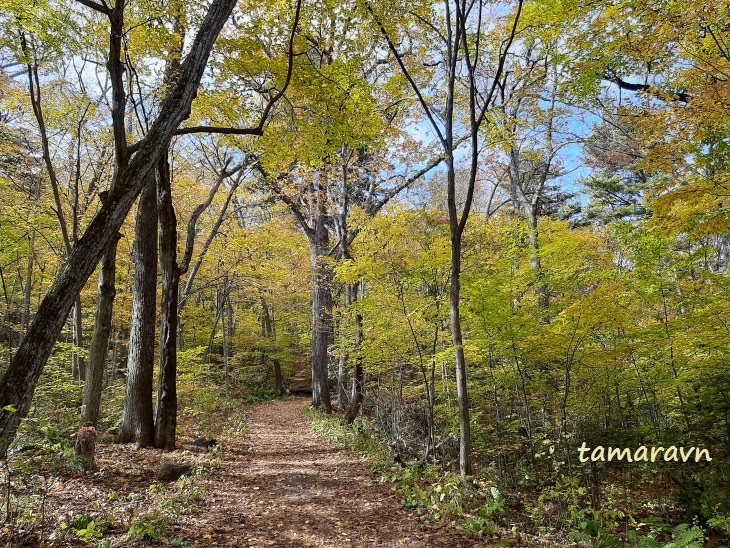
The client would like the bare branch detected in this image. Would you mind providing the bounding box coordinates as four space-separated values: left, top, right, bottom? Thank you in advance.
365 1 446 149
74 0 110 15
173 126 264 137
605 74 690 103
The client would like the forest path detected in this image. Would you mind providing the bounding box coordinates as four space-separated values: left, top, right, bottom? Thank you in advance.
173 398 477 547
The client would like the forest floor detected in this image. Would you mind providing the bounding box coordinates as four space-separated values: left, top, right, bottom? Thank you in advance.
3 397 483 547
169 397 477 547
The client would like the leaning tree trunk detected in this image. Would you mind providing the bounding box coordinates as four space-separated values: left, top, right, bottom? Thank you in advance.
0 0 287 460
155 154 179 450
82 233 121 426
117 176 158 447
0 0 242 458
309 219 333 412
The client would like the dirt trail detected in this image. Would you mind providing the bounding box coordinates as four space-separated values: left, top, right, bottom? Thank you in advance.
173 398 478 547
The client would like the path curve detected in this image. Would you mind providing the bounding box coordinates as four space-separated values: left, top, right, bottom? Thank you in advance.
173 398 479 547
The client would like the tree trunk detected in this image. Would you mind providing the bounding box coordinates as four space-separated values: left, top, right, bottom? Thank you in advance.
337 284 353 410
0 0 286 460
529 210 549 310
19 232 34 345
72 297 86 382
205 300 222 364
81 0 126 410
309 221 333 412
117 176 158 446
260 293 283 395
450 237 472 478
108 326 119 386
222 286 231 399
155 154 179 450
82 233 120 426
345 284 363 423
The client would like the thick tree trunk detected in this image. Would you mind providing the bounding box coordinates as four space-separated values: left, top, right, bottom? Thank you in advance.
272 358 283 396
309 222 333 412
82 234 120 426
155 154 179 450
117 176 158 446
0 0 241 458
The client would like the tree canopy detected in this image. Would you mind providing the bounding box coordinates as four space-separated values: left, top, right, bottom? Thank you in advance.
1 0 730 545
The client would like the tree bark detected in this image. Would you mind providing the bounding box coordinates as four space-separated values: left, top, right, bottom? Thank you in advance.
82 0 129 418
345 284 363 423
529 210 549 309
260 292 283 395
19 232 34 345
450 235 472 477
222 283 231 399
82 233 120 426
309 219 333 412
0 0 242 458
117 175 158 446
72 297 86 382
336 285 353 410
155 154 179 450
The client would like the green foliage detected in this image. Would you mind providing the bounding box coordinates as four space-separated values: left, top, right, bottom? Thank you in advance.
127 471 205 543
3 0 730 545
127 513 170 542
458 487 508 537
306 409 389 465
664 523 706 548
61 514 114 544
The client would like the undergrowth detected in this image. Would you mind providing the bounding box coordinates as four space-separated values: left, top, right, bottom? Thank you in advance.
304 409 513 544
305 409 713 547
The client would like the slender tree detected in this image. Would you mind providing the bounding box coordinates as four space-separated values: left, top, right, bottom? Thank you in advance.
83 0 131 426
0 0 260 458
368 0 523 477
